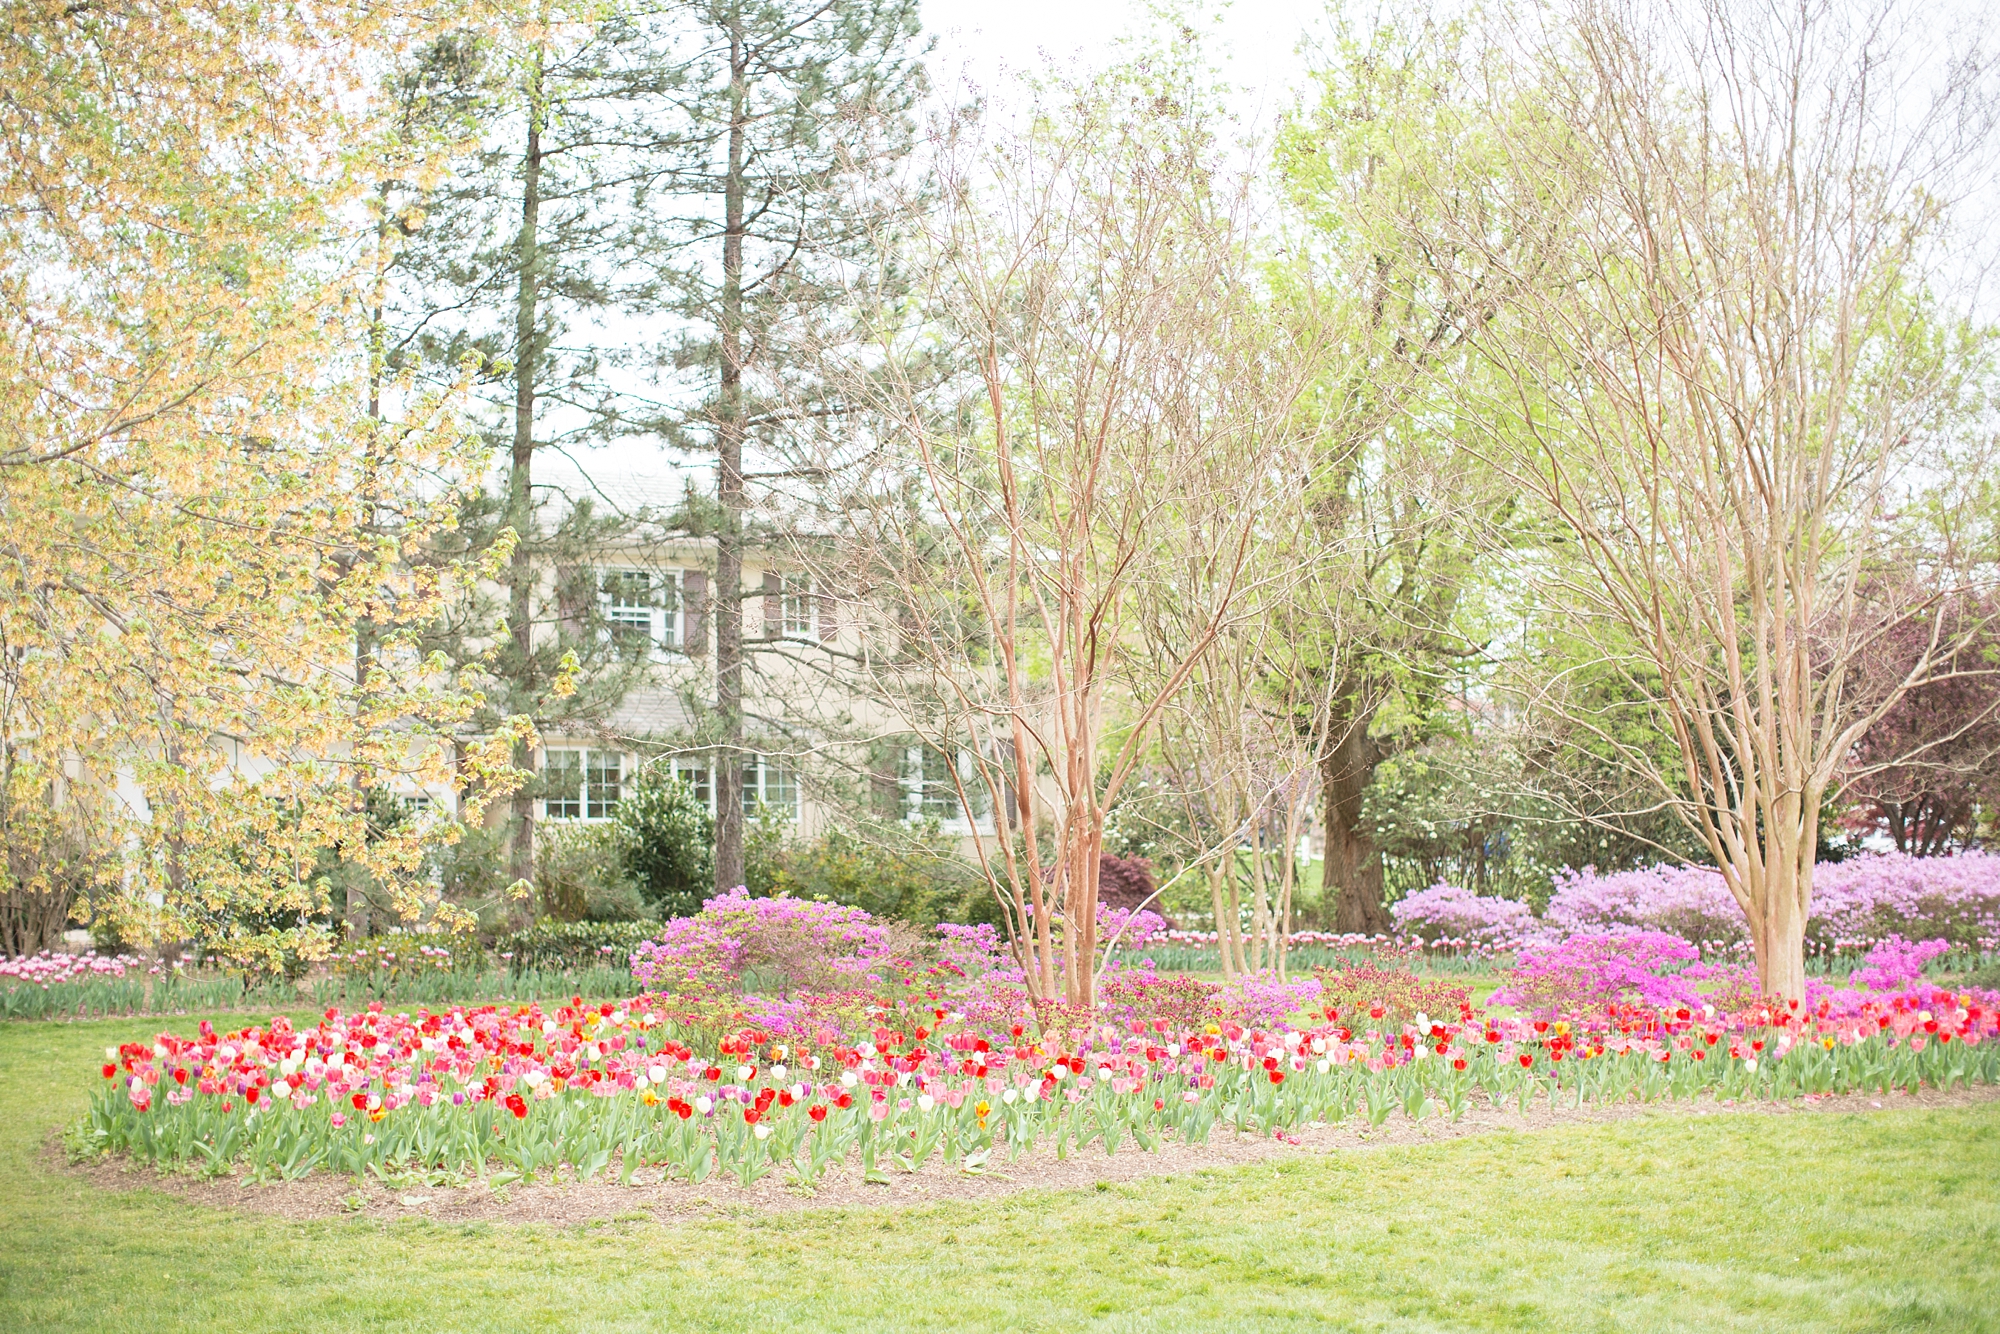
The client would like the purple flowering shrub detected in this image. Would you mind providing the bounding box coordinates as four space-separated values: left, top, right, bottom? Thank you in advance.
1848 935 1951 991
1391 881 1542 948
1811 854 2000 948
631 890 894 997
1491 930 1701 1018
1545 852 2000 952
1100 907 1169 948
1546 864 1747 947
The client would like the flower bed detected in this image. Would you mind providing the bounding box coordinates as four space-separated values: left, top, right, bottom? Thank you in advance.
82 973 2000 1189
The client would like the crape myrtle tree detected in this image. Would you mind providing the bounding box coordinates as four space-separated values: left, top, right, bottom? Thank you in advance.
813 57 1329 1009
0 0 518 962
1426 0 2000 999
626 0 927 896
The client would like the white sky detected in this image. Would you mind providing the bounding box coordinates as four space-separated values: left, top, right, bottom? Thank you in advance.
920 0 1333 131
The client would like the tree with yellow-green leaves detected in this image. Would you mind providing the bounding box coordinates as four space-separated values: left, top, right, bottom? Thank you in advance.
0 0 524 966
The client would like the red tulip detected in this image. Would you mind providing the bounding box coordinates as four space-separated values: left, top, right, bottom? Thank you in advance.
809 1104 828 1122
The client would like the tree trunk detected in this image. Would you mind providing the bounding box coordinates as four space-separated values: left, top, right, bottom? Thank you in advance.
1321 701 1390 935
505 53 546 891
711 12 748 895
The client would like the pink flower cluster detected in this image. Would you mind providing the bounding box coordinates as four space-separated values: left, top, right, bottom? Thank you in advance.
1391 881 1543 948
0 951 175 984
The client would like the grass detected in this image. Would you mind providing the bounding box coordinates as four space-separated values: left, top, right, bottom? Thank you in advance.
3 1014 1998 1332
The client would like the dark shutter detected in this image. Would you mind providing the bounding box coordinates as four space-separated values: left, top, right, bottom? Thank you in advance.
683 569 708 656
763 570 782 639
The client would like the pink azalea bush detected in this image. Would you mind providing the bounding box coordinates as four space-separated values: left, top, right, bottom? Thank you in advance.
1545 852 2000 953
1491 931 1702 1018
1849 936 1952 992
1391 881 1543 949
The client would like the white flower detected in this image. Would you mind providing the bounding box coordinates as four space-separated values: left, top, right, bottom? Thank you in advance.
1051 1065 1068 1081
633 1074 649 1090
736 1064 754 1082
1315 1059 1331 1074
1309 1037 1328 1055
1166 1044 1181 1057
1283 1032 1302 1050
272 1080 292 1100
1744 1058 1758 1072
541 1020 557 1036
522 1070 547 1089
610 1010 626 1024
770 1064 788 1081
648 1065 667 1085
917 1093 935 1112
104 1047 117 1061
1094 1067 1112 1083
1023 1086 1040 1104
896 1072 912 1088
1414 1013 1431 1032
1001 1088 1018 1105
694 1095 713 1115
808 1056 822 1070
840 1071 859 1088
753 1123 771 1140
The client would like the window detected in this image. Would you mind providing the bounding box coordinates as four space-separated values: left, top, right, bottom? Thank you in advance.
543 749 624 821
903 745 991 829
671 759 711 810
781 576 815 639
742 755 800 820
599 569 681 650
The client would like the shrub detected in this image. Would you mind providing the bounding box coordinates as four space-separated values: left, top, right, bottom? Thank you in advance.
630 890 903 998
494 920 655 972
762 824 985 926
613 766 713 917
1314 954 1470 1028
1544 852 2000 951
1492 930 1700 1017
1391 881 1541 947
1848 936 1950 991
534 823 649 924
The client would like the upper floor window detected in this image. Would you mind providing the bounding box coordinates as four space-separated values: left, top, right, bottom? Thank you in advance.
543 748 624 821
781 576 815 639
600 569 681 650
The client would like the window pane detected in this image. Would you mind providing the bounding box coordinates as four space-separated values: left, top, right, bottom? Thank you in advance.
765 759 798 818
782 576 814 637
672 762 709 809
545 749 583 820
584 751 623 820
603 571 655 645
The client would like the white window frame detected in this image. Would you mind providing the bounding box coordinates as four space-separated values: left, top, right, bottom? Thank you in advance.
743 755 800 821
780 575 816 640
902 745 992 834
541 748 625 822
598 568 682 652
671 758 712 812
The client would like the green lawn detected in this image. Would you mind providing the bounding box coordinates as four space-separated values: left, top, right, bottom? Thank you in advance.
2 1014 1996 1333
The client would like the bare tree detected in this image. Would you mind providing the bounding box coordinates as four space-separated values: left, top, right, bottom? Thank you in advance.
811 63 1328 1008
1429 0 2000 998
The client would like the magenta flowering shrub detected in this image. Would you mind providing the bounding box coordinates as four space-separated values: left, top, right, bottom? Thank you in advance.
1391 882 1542 948
1849 936 1951 991
1493 930 1702 1018
1100 907 1168 949
631 890 894 998
936 923 1007 978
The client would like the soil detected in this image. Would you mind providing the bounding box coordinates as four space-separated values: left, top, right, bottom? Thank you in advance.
59 1082 2000 1228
